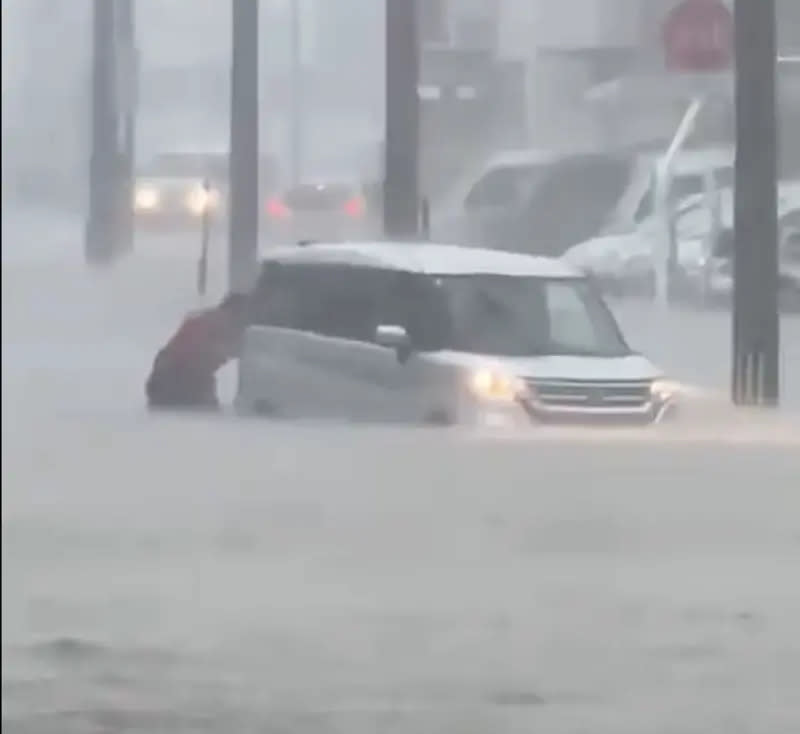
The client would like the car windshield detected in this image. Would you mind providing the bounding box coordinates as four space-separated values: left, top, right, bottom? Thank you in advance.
427 274 631 358
670 174 705 200
636 167 734 224
522 155 634 252
672 166 733 200
464 164 546 210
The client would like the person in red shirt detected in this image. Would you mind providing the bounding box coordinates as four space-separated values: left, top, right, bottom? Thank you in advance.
146 292 250 410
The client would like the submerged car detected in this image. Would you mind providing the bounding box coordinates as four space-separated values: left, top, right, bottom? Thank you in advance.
235 241 680 426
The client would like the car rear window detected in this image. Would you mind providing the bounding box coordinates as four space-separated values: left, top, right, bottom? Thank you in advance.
284 183 358 210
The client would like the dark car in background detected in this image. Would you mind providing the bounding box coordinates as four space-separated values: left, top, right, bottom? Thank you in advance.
263 180 381 243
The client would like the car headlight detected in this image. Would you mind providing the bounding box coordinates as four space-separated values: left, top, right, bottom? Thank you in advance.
134 187 160 210
650 378 680 402
186 187 220 215
468 369 527 402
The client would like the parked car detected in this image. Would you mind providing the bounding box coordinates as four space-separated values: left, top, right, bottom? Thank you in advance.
433 145 734 258
564 182 800 308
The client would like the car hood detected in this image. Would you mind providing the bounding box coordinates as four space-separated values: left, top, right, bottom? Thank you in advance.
564 232 707 275
429 351 662 382
563 233 645 269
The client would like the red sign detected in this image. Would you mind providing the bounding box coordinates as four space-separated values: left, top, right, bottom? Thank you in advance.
663 0 734 73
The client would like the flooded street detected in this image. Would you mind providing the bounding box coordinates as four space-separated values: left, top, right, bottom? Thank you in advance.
3 230 800 732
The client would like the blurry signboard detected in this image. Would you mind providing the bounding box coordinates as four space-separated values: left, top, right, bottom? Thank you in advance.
662 0 733 73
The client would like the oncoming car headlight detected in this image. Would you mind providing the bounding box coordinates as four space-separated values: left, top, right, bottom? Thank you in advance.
186 186 220 215
468 369 527 402
650 378 680 402
134 187 160 210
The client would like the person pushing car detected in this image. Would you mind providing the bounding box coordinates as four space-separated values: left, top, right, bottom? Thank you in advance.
145 292 250 410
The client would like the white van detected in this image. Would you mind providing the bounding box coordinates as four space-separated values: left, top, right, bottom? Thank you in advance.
235 241 678 425
434 145 734 256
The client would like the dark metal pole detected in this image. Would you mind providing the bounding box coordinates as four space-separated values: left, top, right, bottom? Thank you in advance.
383 0 420 239
420 196 430 239
732 0 780 405
116 0 137 256
228 0 260 293
289 0 303 184
197 179 212 296
85 0 117 265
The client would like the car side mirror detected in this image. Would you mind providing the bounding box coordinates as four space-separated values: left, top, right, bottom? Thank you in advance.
375 324 412 363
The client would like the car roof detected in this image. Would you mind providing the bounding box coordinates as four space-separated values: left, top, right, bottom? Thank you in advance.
482 147 620 172
484 148 564 170
262 241 582 278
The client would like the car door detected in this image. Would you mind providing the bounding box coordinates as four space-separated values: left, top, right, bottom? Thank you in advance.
237 261 339 417
239 261 445 422
370 271 452 422
309 265 460 423
295 264 404 421
304 267 450 423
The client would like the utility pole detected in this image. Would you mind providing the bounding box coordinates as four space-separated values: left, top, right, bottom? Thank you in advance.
289 0 303 184
383 0 420 238
116 0 137 256
85 0 118 264
731 0 780 405
228 0 260 293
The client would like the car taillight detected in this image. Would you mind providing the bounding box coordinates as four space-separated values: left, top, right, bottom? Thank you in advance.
266 197 290 218
343 196 365 218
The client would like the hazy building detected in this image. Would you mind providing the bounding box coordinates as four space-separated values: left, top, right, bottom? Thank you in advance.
426 0 800 155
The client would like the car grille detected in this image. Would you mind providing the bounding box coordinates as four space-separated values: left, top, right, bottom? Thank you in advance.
524 379 652 410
